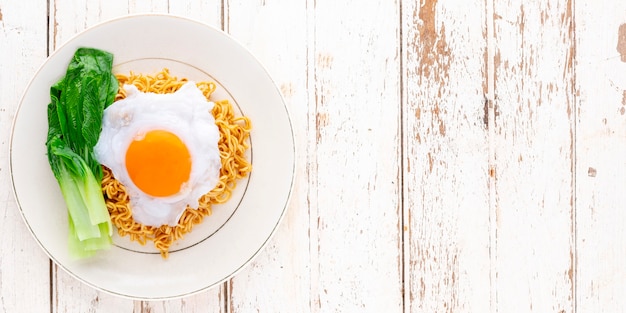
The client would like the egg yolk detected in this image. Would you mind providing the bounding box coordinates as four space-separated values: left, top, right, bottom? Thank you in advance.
125 130 192 197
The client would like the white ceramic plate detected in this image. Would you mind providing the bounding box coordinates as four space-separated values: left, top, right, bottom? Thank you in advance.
10 14 294 300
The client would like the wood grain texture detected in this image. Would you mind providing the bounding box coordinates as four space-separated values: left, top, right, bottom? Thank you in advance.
402 0 491 312
7 0 626 312
309 0 403 311
492 0 575 311
139 292 226 313
224 1 311 312
0 1 50 312
575 0 626 311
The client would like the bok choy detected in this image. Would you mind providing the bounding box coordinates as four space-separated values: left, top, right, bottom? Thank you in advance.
46 47 118 258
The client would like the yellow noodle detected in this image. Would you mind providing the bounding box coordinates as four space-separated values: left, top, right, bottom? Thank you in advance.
101 68 251 258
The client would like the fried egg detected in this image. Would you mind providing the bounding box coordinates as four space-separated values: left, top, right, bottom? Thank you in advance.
94 82 221 227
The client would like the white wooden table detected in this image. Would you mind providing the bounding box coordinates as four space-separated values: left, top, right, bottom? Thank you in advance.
1 0 625 312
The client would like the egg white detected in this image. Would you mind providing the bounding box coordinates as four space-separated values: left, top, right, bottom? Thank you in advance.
94 82 221 227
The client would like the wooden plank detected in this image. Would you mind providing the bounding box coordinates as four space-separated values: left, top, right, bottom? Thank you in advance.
223 1 311 312
50 1 226 312
402 0 491 312
308 0 402 311
0 0 51 312
492 0 575 311
139 292 226 313
127 0 168 14
169 1 222 23
575 1 626 311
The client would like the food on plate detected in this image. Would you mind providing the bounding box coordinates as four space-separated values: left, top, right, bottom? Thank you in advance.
100 69 252 258
45 47 118 258
94 82 221 227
